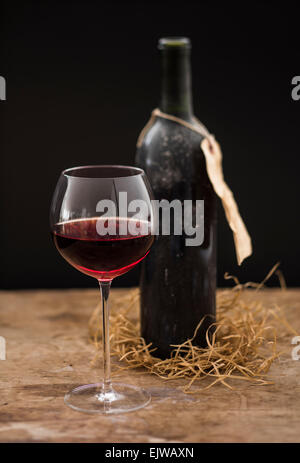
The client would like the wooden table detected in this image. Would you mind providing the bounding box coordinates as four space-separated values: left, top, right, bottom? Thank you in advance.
0 288 300 443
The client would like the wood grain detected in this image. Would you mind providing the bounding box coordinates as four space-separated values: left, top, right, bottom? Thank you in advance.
0 288 299 443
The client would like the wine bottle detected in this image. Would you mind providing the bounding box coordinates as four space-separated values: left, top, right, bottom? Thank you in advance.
135 37 217 359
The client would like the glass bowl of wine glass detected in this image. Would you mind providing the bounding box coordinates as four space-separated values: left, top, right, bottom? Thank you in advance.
50 165 156 414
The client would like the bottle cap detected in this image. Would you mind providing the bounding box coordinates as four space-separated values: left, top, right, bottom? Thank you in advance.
158 37 191 50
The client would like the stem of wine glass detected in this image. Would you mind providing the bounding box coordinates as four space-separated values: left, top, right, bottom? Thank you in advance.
98 279 113 397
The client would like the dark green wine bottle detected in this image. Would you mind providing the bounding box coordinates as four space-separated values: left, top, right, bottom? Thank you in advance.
136 37 217 359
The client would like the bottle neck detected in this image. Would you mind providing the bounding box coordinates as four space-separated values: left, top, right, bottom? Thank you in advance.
160 46 193 121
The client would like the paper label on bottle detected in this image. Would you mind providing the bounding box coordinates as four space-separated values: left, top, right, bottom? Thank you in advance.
137 108 252 265
200 136 252 265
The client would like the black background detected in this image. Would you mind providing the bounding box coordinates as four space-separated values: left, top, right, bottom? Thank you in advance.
0 1 299 289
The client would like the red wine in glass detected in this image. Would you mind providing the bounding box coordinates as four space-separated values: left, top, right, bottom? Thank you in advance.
49 165 155 414
52 217 154 280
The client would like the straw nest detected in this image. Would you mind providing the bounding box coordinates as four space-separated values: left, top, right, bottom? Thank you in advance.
89 263 297 392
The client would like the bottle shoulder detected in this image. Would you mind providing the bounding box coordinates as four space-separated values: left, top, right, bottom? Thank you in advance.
136 116 205 166
139 116 204 143
135 116 214 197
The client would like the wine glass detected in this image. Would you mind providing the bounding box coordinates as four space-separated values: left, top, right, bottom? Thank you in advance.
50 165 156 414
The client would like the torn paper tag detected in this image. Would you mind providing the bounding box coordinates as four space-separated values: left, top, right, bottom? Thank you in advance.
137 108 253 265
201 136 252 265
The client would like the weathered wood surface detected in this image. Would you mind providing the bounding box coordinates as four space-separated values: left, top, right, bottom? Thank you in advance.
0 288 300 443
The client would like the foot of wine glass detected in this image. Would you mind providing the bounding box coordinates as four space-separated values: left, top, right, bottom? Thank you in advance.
64 280 151 414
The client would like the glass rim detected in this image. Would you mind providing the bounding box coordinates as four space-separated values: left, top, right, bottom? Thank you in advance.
62 165 145 179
